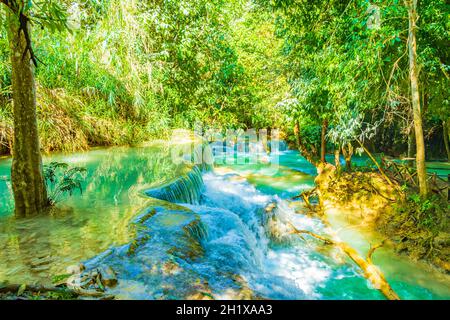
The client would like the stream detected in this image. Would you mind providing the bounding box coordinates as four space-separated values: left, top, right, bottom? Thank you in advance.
0 140 449 299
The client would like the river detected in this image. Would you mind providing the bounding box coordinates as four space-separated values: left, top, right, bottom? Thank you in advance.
0 140 449 299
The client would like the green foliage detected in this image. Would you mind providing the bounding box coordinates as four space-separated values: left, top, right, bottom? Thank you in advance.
0 9 10 95
0 0 448 159
0 0 290 155
44 289 77 300
295 124 322 156
375 190 449 268
266 0 449 157
406 193 444 229
51 273 72 284
43 161 87 205
21 0 69 32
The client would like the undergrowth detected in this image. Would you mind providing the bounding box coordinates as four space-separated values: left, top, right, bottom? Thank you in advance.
378 192 450 272
0 86 171 155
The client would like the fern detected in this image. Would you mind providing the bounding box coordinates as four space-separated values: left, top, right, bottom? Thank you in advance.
43 162 87 205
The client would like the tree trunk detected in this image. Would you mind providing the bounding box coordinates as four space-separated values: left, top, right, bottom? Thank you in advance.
407 126 416 167
407 126 416 156
341 143 353 171
443 120 450 162
7 11 48 217
289 225 400 300
334 147 341 171
294 120 319 167
320 119 328 163
356 139 395 187
407 0 428 197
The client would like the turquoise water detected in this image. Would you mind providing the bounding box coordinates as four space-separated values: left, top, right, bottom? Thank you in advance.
0 143 449 299
209 150 450 299
0 143 185 284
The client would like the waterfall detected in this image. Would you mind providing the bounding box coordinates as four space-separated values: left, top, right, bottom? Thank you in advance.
75 140 449 300
106 139 379 299
145 166 205 204
145 143 214 204
182 172 334 299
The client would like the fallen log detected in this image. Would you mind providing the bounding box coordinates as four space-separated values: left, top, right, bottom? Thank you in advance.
288 223 400 300
0 284 61 294
0 283 114 299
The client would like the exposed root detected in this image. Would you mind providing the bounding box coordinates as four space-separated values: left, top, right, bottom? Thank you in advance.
367 240 386 265
288 223 400 300
292 187 317 211
0 283 114 300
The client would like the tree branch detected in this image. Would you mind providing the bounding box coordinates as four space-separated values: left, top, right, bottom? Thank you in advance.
288 222 400 300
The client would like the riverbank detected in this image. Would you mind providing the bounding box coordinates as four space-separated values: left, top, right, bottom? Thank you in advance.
314 163 450 274
0 86 173 156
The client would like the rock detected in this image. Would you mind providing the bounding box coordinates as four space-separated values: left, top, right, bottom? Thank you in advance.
161 261 182 275
433 257 450 273
52 274 72 287
31 265 50 272
79 276 94 288
98 266 117 288
67 263 86 275
30 256 53 267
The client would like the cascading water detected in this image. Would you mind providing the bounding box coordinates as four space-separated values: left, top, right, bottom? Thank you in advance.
77 141 450 300
1 140 449 299
181 172 384 299
145 166 205 204
145 143 213 204
76 142 373 299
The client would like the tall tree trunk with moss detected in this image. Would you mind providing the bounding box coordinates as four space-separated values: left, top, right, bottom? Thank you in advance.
320 119 328 163
407 0 428 197
7 11 48 216
443 119 450 161
407 126 416 159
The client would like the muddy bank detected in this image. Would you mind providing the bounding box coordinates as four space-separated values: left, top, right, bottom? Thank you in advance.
314 163 450 273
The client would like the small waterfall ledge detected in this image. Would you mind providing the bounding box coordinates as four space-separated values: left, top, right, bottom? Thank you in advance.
144 143 214 205
145 165 206 205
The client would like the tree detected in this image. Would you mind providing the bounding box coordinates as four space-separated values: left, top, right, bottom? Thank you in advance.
444 120 450 161
267 0 448 177
406 0 428 197
320 119 328 163
1 0 68 216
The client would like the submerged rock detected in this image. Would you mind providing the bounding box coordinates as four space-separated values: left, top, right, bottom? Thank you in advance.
78 202 211 299
98 266 117 288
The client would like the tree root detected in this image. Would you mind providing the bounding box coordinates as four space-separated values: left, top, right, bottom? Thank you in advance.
292 187 317 211
356 139 397 190
0 283 114 300
288 223 400 300
367 240 386 264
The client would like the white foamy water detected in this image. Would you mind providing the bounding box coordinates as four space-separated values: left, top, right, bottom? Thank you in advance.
179 171 363 299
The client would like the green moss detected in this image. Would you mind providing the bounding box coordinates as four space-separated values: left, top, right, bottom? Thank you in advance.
127 234 151 257
51 273 72 285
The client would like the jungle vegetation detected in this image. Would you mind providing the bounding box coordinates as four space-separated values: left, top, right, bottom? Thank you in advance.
0 0 448 216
